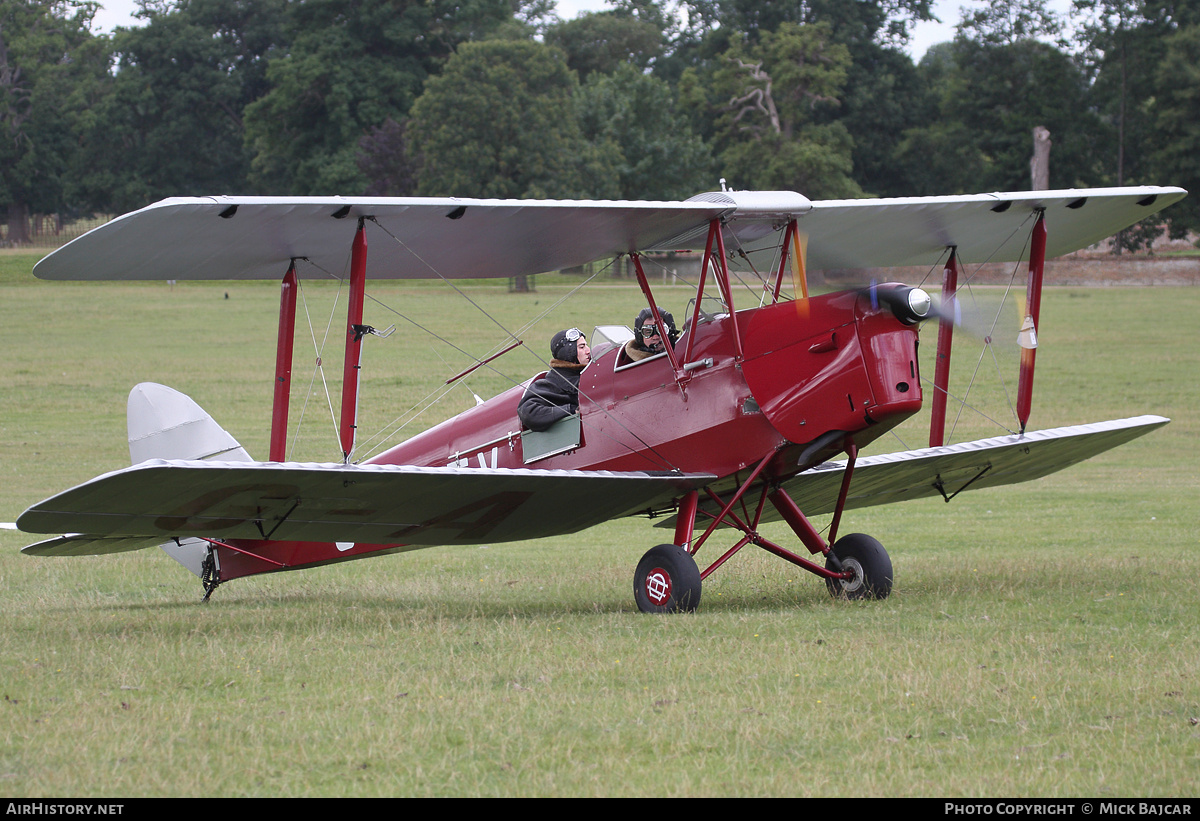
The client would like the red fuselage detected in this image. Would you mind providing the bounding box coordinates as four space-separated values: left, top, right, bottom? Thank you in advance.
212 287 923 582
370 289 923 487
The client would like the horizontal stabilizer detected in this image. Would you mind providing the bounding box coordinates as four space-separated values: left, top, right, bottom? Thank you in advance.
21 533 168 557
19 461 714 549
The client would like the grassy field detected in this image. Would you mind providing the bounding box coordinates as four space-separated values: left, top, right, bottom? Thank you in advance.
1 249 1198 797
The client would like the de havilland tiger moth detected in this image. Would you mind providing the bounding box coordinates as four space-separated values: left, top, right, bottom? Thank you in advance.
15 185 1186 612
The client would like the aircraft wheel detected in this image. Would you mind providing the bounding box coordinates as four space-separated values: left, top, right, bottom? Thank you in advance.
634 544 702 614
825 533 892 600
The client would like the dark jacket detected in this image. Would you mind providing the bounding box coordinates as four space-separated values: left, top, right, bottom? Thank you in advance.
518 361 585 432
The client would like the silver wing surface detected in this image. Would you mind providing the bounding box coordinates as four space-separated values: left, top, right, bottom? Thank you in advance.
32 193 805 282
666 416 1169 527
788 414 1168 514
791 187 1186 269
19 461 714 554
33 187 1184 283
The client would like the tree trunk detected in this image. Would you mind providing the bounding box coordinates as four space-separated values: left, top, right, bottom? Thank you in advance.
1030 126 1051 191
5 199 30 245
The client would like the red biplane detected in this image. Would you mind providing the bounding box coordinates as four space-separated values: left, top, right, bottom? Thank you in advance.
16 186 1185 612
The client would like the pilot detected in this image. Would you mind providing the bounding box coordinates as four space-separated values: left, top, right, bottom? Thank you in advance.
517 327 591 432
623 307 678 363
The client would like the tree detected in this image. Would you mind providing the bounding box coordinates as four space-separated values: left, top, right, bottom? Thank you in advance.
883 43 979 196
543 10 664 79
956 0 1065 46
708 22 863 198
243 0 513 195
1073 1 1148 187
834 40 932 197
75 0 287 212
893 118 989 196
662 1 938 197
1150 22 1200 235
1071 1 1178 250
902 24 1102 194
674 0 935 47
800 0 935 47
1 0 108 242
576 63 714 200
356 117 417 197
408 40 617 199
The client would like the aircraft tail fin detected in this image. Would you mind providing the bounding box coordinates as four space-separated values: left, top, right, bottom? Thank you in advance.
127 383 252 577
128 382 251 464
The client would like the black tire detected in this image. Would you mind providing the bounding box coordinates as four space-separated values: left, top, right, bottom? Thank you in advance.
634 544 702 614
825 533 892 600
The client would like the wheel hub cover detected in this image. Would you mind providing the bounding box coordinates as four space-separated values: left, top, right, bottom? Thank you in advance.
644 567 673 606
839 557 864 593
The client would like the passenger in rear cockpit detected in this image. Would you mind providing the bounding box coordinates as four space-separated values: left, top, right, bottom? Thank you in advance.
517 328 591 432
622 307 678 363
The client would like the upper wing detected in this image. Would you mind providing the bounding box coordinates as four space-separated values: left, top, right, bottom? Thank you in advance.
32 192 808 282
33 187 1185 282
18 460 714 553
795 187 1186 269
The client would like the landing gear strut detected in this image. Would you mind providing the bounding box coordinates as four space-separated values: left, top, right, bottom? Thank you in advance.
634 445 894 612
200 550 221 602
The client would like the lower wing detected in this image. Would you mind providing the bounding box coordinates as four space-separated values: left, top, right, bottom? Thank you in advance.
780 415 1168 516
19 462 714 555
656 415 1168 529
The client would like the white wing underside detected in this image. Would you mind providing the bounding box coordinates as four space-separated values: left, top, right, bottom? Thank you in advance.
33 187 1185 282
788 189 1186 269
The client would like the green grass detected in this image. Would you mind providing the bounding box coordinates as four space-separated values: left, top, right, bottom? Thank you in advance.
1 252 1198 796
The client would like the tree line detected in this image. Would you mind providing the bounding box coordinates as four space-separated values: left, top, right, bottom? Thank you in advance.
4 0 1199 247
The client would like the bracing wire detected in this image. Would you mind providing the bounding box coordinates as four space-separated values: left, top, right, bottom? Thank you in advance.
352 259 614 460
289 219 687 472
288 260 347 460
934 213 1039 443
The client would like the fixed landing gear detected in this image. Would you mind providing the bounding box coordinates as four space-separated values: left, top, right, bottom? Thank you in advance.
634 544 702 613
634 447 895 612
824 533 893 600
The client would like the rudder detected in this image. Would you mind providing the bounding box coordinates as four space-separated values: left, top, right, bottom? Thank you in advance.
127 383 252 578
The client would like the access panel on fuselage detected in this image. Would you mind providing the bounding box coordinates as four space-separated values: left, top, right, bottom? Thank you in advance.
740 294 922 450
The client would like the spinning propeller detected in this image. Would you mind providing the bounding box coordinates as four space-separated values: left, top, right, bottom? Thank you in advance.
784 230 969 335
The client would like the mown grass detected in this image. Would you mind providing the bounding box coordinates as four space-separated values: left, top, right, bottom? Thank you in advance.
1 250 1197 797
